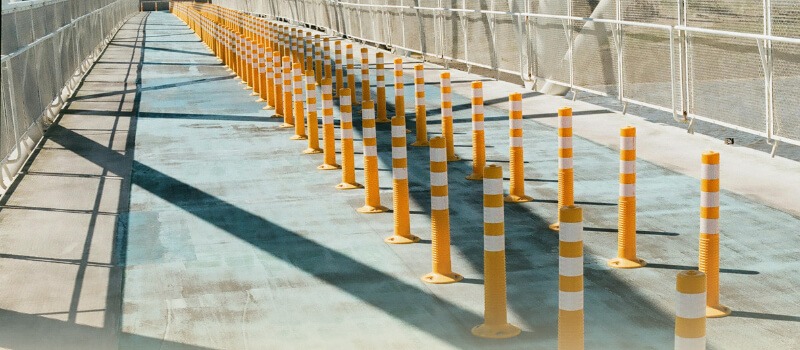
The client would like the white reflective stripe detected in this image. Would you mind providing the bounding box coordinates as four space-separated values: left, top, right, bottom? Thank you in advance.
509 119 523 129
558 136 572 149
473 89 483 98
336 64 343 69
377 80 385 88
483 178 503 195
702 164 720 180
415 97 424 106
472 121 484 131
620 183 635 197
323 99 333 109
431 196 449 210
559 222 583 242
484 234 505 251
674 336 705 350
621 136 636 150
676 292 707 319
701 191 719 208
559 291 584 311
392 146 407 159
442 93 451 102
559 116 573 128
323 85 332 94
259 67 266 73
284 82 291 89
340 96 351 106
472 104 484 115
323 116 334 124
362 109 375 120
559 157 573 170
392 126 406 137
511 100 522 111
442 108 452 116
484 207 504 224
340 113 352 123
341 128 353 139
620 160 636 174
393 167 408 179
307 90 317 100
430 149 447 162
510 137 523 147
559 256 583 277
364 145 377 157
363 128 376 139
430 172 448 187
700 218 718 234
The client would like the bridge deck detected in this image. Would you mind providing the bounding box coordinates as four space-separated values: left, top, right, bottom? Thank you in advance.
0 11 798 350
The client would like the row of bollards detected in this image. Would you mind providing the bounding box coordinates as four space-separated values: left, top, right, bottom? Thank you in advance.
173 3 729 348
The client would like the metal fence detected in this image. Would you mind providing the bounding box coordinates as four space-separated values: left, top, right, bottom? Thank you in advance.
0 0 139 195
215 0 800 150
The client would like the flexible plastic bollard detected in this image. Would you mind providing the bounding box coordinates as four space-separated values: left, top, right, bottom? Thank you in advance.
422 137 462 284
272 52 284 117
550 107 575 231
440 72 459 161
336 89 363 190
334 41 343 96
375 52 390 123
393 58 410 133
318 78 340 170
411 64 429 147
280 56 294 128
314 35 323 85
357 101 388 213
675 270 707 350
345 44 357 104
360 48 371 102
323 38 332 84
385 116 420 244
609 126 646 268
303 70 323 154
263 46 275 110
558 205 584 350
466 81 486 180
304 32 313 72
242 36 252 88
472 165 521 339
291 63 307 140
289 28 298 64
505 92 532 202
699 151 730 318
249 40 258 94
257 45 268 103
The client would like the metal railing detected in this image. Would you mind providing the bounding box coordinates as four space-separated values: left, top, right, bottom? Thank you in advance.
213 0 799 153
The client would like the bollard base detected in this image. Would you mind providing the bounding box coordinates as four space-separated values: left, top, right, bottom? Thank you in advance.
384 234 420 244
250 91 258 96
447 155 462 162
357 205 389 214
263 105 275 110
279 123 294 128
466 173 483 181
410 140 429 147
549 222 560 231
706 304 732 318
257 98 267 102
471 323 521 339
317 163 341 170
302 148 323 154
608 257 647 269
504 194 533 203
336 182 364 190
289 135 308 140
376 118 391 123
421 272 463 284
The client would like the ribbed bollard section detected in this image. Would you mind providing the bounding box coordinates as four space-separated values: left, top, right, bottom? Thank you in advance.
375 52 390 123
334 41 343 97
440 72 459 161
318 78 340 170
422 137 462 284
558 205 584 350
385 116 420 244
472 165 520 339
466 81 486 180
610 126 646 268
675 270 707 350
357 101 388 213
303 70 322 154
699 151 730 318
505 92 532 203
360 48 371 102
272 52 284 117
336 89 363 190
290 63 307 140
280 56 294 128
550 107 575 231
345 44 356 104
411 64 429 147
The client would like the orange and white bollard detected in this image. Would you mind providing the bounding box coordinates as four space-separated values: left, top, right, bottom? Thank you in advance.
411 64 428 147
314 35 323 85
609 126 646 268
345 44 356 104
505 92 532 202
360 48 371 102
466 81 486 180
323 38 332 83
272 52 284 117
699 151 730 318
334 41 343 96
249 40 258 95
385 116 420 244
264 46 275 110
357 100 388 213
291 63 307 140
318 78 340 170
422 137 462 284
336 88 363 190
375 52 390 123
393 58 405 120
550 107 575 231
289 28 298 63
280 56 294 128
304 32 313 72
303 70 322 154
675 270 707 350
472 164 521 339
440 72 459 161
558 205 584 350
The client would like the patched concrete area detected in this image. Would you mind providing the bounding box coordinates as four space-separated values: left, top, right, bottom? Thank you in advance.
1 11 798 350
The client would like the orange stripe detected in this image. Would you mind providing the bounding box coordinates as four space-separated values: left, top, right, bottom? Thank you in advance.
701 179 719 192
700 207 719 219
558 128 573 137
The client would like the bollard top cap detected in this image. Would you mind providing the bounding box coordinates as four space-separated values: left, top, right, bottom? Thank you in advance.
362 100 374 109
702 151 719 164
676 270 706 294
559 205 583 223
394 57 403 64
361 47 369 53
484 164 502 178
376 52 384 57
293 63 302 69
346 43 353 48
620 126 636 137
558 107 573 116
509 92 522 101
441 72 450 79
273 51 281 57
430 136 445 149
306 69 315 77
339 88 351 97
391 116 405 127
282 56 291 61
321 78 332 86
415 64 424 70
471 81 482 89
